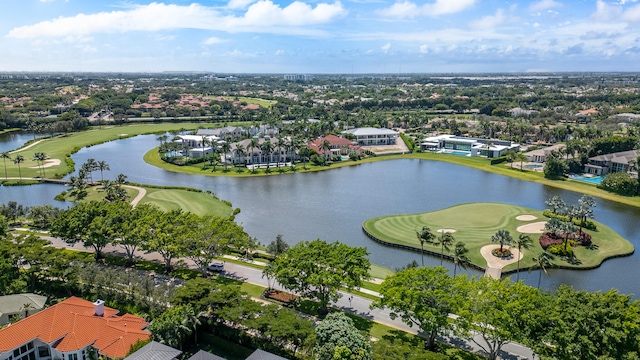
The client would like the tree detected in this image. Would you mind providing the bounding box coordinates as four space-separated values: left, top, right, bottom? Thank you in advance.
435 231 455 265
543 151 568 179
267 239 370 314
491 229 513 253
545 195 566 214
32 152 47 178
415 226 436 266
148 304 199 349
13 155 24 182
111 203 156 265
515 152 528 171
541 286 640 359
373 266 455 350
531 252 554 288
1 152 10 180
97 160 110 182
83 158 98 182
452 241 471 276
143 210 189 273
220 141 231 170
248 138 260 165
514 234 532 281
261 141 273 170
50 201 115 259
314 312 371 360
576 194 596 233
266 234 289 257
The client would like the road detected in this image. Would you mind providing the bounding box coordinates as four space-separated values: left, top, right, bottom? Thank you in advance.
37 233 534 359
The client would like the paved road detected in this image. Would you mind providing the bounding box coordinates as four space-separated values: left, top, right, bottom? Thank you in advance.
38 234 535 359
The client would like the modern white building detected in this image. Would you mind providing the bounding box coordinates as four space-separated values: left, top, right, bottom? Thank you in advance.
420 134 520 158
341 128 399 146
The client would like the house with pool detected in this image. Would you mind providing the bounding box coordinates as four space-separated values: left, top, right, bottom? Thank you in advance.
420 134 519 158
584 150 639 176
341 128 398 145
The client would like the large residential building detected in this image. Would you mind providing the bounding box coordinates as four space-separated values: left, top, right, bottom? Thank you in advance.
308 135 362 158
0 297 150 360
584 150 640 176
0 293 47 326
227 136 290 165
341 128 398 146
196 127 244 142
420 134 519 158
524 143 567 163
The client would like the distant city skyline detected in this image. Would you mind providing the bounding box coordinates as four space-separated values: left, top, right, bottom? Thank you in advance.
2 0 640 73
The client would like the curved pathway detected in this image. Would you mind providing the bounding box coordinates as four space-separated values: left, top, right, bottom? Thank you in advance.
9 138 47 154
481 245 522 279
123 185 147 207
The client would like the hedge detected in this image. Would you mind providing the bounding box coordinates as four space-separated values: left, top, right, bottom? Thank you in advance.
543 209 597 231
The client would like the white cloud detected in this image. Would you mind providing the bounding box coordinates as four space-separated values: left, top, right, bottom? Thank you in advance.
419 44 428 53
227 0 258 9
7 1 346 38
469 9 507 29
203 36 225 45
528 0 561 12
378 0 476 19
381 42 391 53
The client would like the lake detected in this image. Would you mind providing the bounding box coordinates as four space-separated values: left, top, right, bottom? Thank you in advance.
1 134 639 295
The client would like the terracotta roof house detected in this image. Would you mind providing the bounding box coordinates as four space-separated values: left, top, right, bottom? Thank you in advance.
308 135 362 158
0 297 150 360
0 293 47 326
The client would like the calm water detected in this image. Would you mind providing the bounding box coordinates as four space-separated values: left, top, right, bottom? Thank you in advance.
1 134 639 295
0 131 45 153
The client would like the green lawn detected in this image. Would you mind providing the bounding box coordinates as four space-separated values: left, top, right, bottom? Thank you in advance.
207 96 277 108
60 184 233 217
363 202 634 272
138 188 233 217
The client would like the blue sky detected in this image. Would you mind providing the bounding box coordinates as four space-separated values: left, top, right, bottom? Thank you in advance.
2 0 640 73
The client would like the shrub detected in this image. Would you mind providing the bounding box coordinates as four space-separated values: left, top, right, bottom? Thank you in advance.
548 243 574 257
543 209 597 231
490 157 507 165
539 232 563 249
599 172 639 196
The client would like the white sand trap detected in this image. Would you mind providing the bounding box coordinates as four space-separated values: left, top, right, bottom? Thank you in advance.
29 159 61 169
516 214 537 221
436 228 457 233
118 134 128 136
517 221 547 234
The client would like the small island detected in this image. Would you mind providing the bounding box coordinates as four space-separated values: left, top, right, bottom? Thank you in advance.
362 201 634 275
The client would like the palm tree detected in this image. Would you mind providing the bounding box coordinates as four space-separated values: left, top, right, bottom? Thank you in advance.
1 152 10 180
515 233 532 281
416 226 436 266
13 155 24 182
248 138 260 165
452 241 470 276
545 196 565 214
515 152 528 171
531 252 555 288
97 160 110 182
201 136 210 169
491 229 513 253
84 158 97 182
235 143 246 165
261 141 273 171
436 231 455 265
276 137 286 168
320 139 332 160
33 152 48 178
221 141 231 171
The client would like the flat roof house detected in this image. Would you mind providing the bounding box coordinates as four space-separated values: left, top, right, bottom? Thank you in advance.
420 134 519 158
0 297 150 360
341 128 398 146
0 293 47 326
524 144 566 163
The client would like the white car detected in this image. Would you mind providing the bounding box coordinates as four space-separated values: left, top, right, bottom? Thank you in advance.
207 262 225 272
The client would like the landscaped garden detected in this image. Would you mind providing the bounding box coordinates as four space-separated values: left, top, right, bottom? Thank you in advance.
362 202 634 272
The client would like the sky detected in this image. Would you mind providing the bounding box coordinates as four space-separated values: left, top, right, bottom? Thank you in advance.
1 0 640 73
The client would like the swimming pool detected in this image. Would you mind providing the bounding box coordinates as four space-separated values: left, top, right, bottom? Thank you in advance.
570 174 603 185
442 150 470 156
524 164 543 170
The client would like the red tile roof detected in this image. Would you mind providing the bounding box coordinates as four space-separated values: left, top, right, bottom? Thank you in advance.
308 135 361 154
0 297 150 359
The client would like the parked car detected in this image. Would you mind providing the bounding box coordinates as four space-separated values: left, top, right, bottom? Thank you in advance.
207 262 224 272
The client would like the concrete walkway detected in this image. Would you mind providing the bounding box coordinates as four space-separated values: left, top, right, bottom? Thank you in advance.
481 245 522 279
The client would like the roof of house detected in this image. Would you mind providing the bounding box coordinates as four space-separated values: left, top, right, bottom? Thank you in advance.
187 349 227 360
524 143 566 157
308 135 361 154
0 297 150 359
342 127 398 136
124 341 182 360
0 293 47 318
245 349 288 360
589 149 639 165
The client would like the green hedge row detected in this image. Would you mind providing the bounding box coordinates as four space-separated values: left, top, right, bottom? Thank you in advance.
543 209 597 231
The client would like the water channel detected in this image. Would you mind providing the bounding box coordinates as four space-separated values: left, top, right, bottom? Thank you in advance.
1 133 639 295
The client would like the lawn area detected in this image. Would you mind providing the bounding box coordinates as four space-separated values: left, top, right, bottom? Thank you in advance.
59 184 233 217
138 188 233 217
2 123 216 179
363 202 634 272
207 96 277 108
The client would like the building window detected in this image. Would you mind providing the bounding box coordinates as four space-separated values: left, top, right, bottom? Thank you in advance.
38 347 50 358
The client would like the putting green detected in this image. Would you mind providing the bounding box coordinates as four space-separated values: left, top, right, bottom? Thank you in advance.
363 203 634 272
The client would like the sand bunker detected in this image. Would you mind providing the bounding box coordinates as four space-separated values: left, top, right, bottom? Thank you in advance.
516 214 537 221
516 221 547 234
29 159 61 169
480 245 523 268
436 228 457 233
118 134 128 136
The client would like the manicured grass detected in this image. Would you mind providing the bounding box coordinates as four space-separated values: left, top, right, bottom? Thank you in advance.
0 128 20 135
369 263 394 279
67 185 139 202
2 123 217 179
363 202 634 271
207 96 277 108
139 188 233 217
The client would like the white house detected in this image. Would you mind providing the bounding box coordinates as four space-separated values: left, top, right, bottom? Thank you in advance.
420 134 519 158
341 128 398 145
